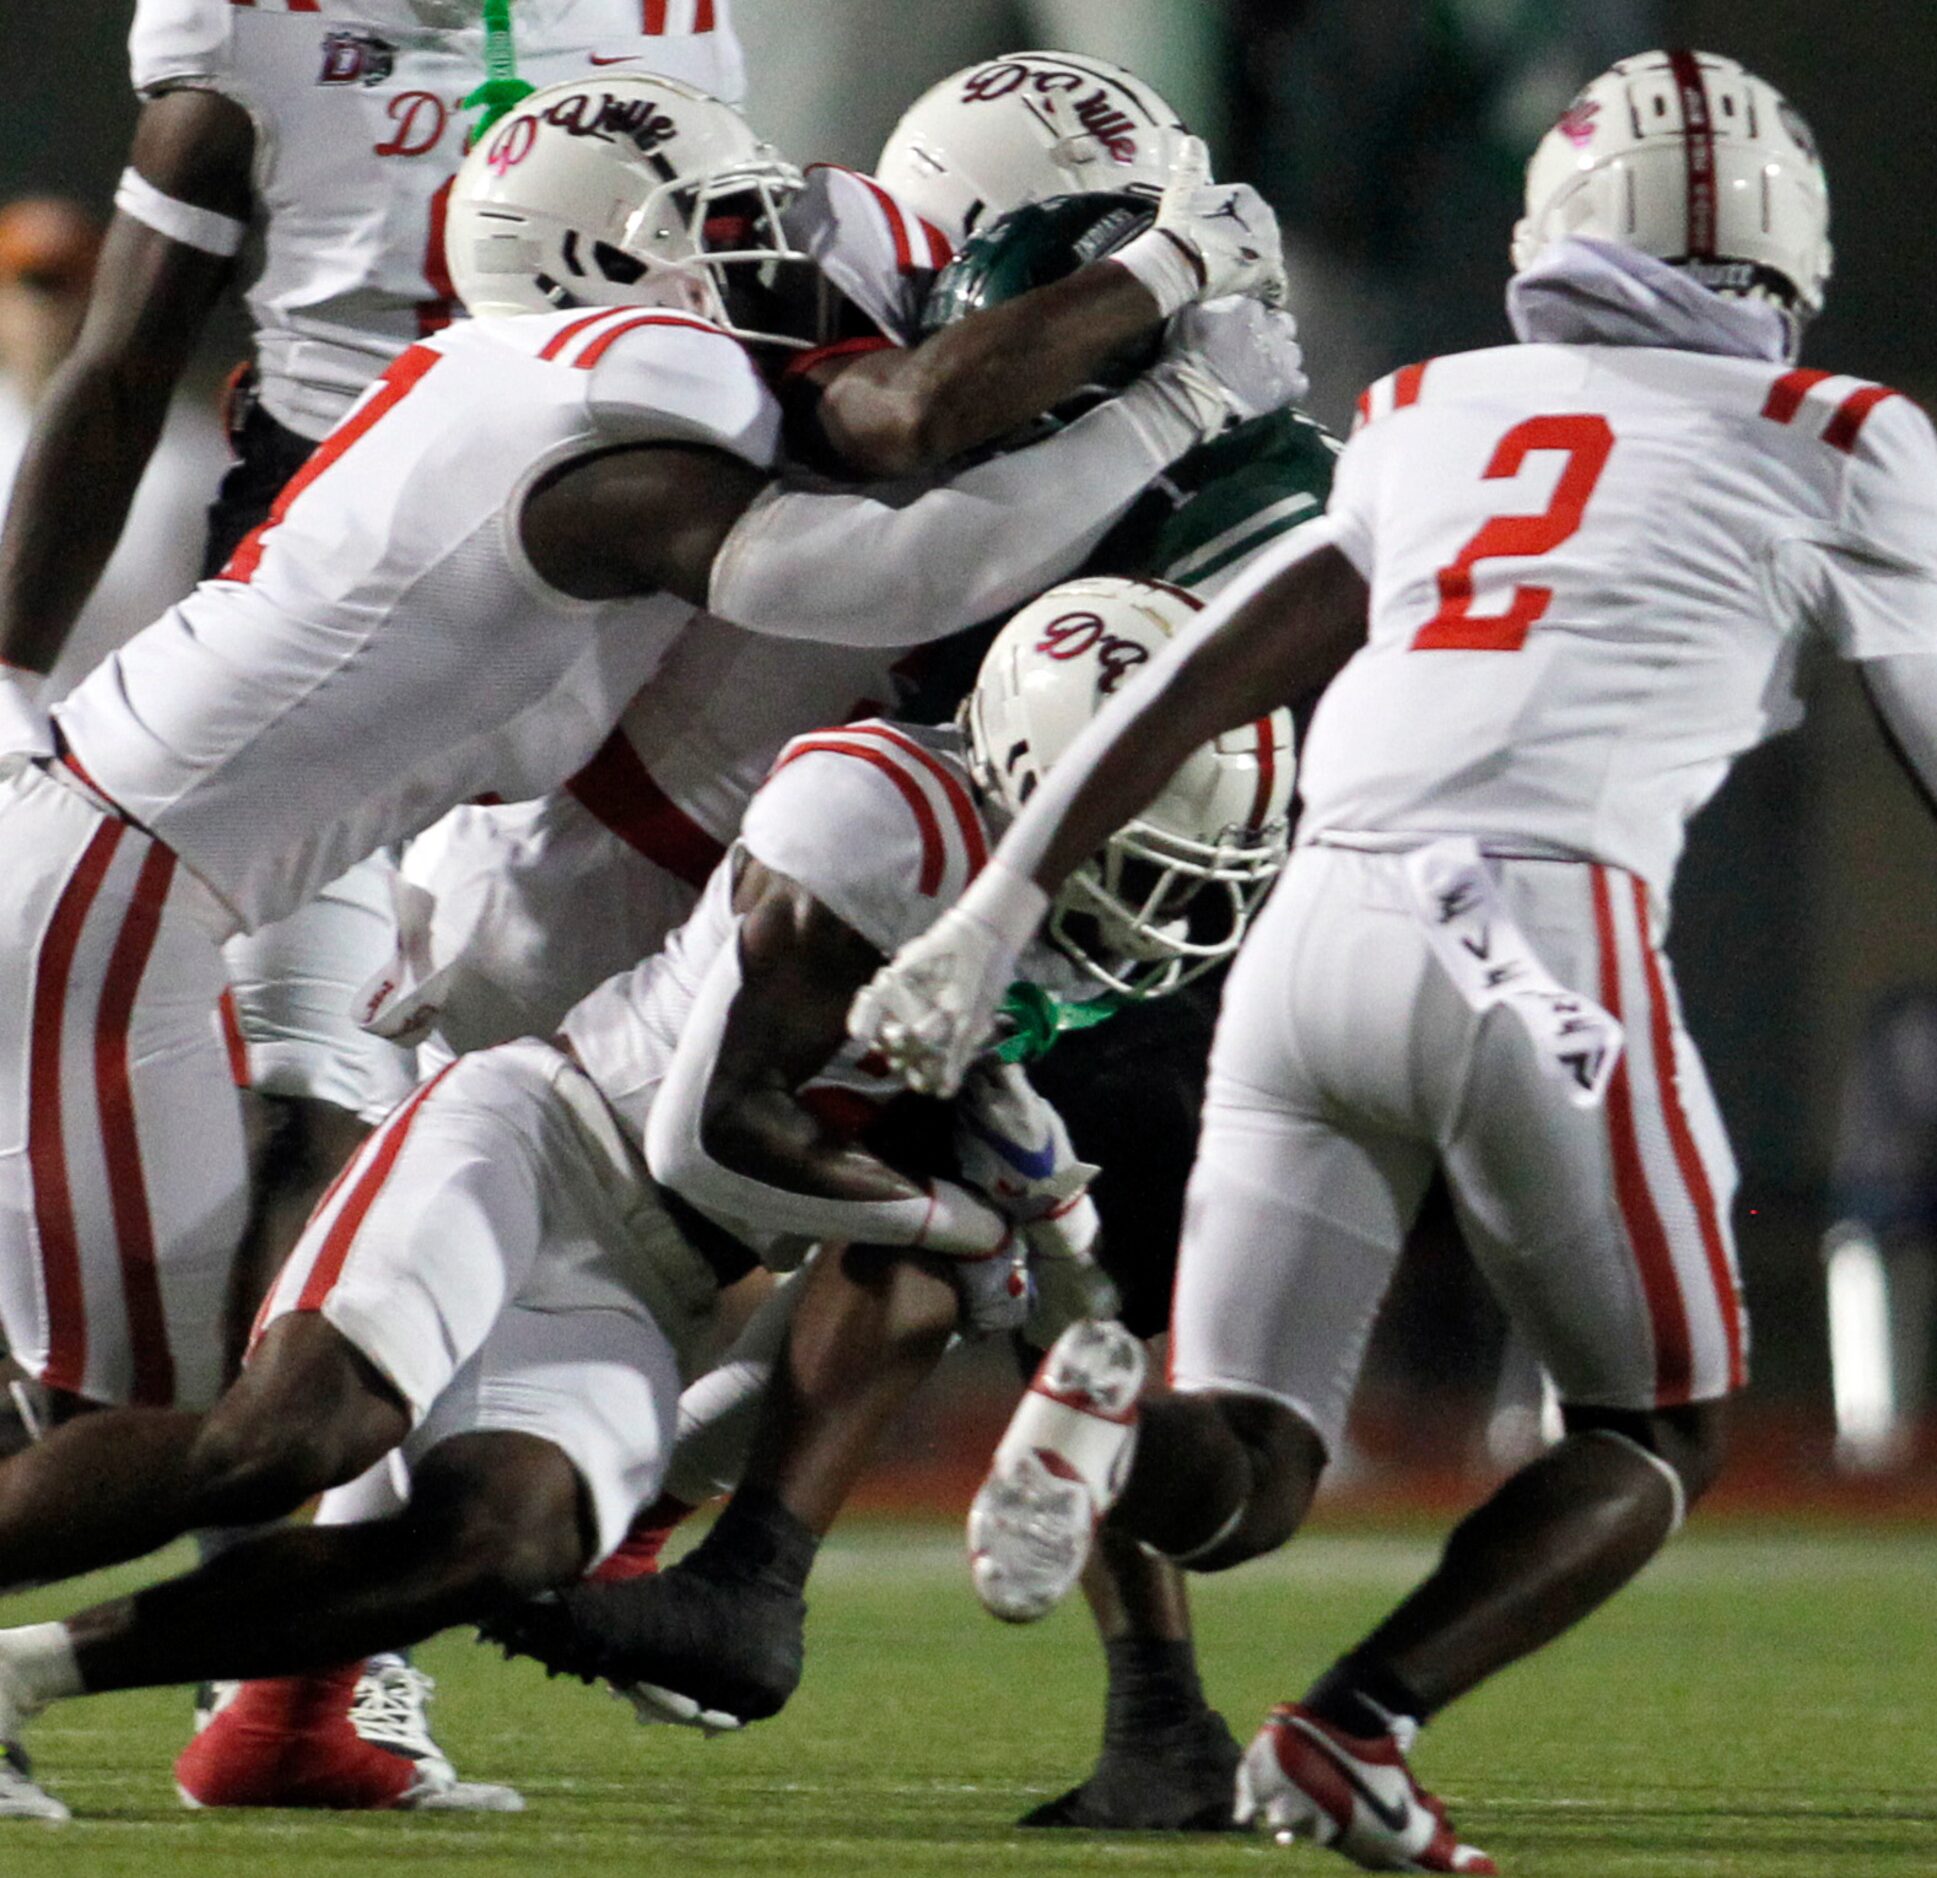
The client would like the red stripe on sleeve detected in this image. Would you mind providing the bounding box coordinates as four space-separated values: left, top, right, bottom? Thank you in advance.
296 1066 456 1313
27 823 125 1395
1630 877 1746 1390
1822 384 1900 454
570 311 726 369
220 345 442 584
1592 866 1694 1404
782 336 898 382
694 0 716 28
919 218 953 269
840 725 990 876
1761 367 1832 424
1352 389 1372 432
93 844 179 1407
853 173 916 272
540 309 636 362
286 0 320 11
565 729 728 888
643 0 669 31
774 739 947 894
1392 361 1429 408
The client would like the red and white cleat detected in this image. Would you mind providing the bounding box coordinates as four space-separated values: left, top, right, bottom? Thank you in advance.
176 1665 522 1812
967 1319 1145 1623
1235 1703 1496 1873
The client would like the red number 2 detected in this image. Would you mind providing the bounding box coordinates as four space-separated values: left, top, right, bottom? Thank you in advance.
1411 414 1614 653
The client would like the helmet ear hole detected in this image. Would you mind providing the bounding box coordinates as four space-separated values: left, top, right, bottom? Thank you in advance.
593 242 647 286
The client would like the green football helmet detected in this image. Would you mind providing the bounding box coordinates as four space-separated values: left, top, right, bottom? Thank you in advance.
919 191 1162 403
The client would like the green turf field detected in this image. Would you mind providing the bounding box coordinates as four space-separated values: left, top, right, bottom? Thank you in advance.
1 1519 1931 1876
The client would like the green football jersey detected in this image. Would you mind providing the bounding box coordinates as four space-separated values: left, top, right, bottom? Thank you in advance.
1090 405 1342 595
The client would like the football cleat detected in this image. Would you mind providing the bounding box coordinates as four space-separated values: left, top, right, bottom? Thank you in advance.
968 1319 1145 1623
177 1666 523 1812
1234 1704 1496 1874
589 1494 695 1584
1021 1709 1243 1832
0 1745 67 1824
480 1565 804 1729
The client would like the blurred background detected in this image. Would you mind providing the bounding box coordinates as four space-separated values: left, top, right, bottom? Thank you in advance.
2 0 1934 1502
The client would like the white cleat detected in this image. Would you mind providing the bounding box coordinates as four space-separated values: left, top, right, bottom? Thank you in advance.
351 1662 524 1811
968 1320 1145 1623
1234 1704 1496 1874
0 1745 67 1824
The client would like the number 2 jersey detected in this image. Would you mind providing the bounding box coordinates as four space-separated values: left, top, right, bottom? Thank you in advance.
130 0 746 440
1301 344 1937 903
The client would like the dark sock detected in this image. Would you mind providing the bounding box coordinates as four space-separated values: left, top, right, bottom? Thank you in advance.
683 1487 819 1600
1302 1652 1428 1738
1102 1638 1212 1748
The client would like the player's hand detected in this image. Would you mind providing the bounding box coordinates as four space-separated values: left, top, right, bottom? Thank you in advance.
1137 298 1309 445
953 1063 1100 1222
1112 137 1287 316
947 1230 1032 1337
0 665 54 769
850 906 1023 1100
1156 138 1286 303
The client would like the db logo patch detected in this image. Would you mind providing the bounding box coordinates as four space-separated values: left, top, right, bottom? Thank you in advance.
1035 612 1151 695
318 30 396 88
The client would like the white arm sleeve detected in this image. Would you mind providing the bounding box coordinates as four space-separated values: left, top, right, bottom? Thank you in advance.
644 927 1011 1259
706 389 1199 648
1862 653 1937 807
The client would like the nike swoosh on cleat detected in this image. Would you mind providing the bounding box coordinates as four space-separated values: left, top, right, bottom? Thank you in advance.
957 1108 1059 1180
1287 1719 1414 1836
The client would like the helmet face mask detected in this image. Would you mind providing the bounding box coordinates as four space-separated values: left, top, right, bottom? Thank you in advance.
448 76 818 349
1514 50 1831 348
877 51 1191 247
965 577 1294 1000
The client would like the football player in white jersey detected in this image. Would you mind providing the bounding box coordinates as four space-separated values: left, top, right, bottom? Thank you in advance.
0 588 1286 1822
850 50 1934 1872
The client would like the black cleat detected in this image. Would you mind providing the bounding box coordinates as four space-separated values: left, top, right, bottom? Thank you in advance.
1019 1710 1245 1832
479 1562 805 1726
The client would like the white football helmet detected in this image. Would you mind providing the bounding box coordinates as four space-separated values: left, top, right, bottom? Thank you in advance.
876 51 1192 247
966 577 1294 999
446 74 814 346
1514 50 1831 330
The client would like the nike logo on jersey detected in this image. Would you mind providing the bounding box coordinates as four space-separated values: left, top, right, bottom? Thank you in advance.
1288 1719 1415 1836
957 1108 1060 1181
588 52 641 65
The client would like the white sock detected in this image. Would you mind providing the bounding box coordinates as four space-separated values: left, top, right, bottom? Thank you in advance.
0 1624 83 1715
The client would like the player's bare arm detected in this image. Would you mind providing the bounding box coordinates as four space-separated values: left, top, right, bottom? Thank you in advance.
0 87 251 675
799 259 1173 478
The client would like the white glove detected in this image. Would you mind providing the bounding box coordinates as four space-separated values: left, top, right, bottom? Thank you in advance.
1113 136 1287 317
0 665 54 768
953 1063 1101 1223
1123 298 1309 451
848 859 1047 1099
946 1230 1032 1337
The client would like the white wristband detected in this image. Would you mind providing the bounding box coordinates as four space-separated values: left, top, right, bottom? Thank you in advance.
1111 230 1204 320
1027 1190 1101 1261
115 167 247 258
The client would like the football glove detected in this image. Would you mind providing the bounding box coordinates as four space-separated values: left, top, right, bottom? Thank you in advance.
1128 298 1309 450
1113 136 1287 317
849 859 1046 1099
946 1229 1032 1337
953 1063 1101 1223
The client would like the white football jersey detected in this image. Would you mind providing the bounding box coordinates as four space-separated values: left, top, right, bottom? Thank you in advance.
55 306 780 931
1301 344 1937 902
785 164 953 350
130 0 746 439
563 719 1082 1142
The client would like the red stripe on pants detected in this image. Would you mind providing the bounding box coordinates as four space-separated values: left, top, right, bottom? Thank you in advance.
93 844 180 1406
296 1068 455 1313
1591 866 1694 1403
1629 877 1745 1390
27 823 125 1395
